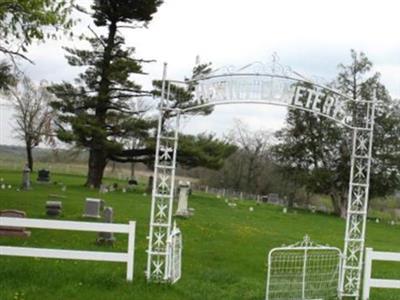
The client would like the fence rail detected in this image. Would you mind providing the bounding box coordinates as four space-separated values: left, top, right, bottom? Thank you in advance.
0 217 136 281
362 248 400 300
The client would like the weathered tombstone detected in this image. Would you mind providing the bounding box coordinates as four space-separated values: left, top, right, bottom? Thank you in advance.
45 201 62 216
268 193 283 206
37 169 50 183
97 206 116 244
175 181 191 217
0 209 31 237
309 205 317 213
21 164 31 190
83 198 104 218
146 176 153 194
99 184 108 194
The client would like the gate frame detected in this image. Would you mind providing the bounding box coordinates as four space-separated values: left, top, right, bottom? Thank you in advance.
145 62 376 300
265 235 343 300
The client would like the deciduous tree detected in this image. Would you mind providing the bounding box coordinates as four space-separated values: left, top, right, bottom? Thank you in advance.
273 50 400 217
7 76 55 171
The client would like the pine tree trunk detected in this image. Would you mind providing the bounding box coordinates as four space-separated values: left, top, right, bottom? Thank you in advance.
26 142 33 172
84 21 116 188
85 149 107 188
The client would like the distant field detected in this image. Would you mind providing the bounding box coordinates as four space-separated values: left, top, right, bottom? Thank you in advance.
0 169 399 300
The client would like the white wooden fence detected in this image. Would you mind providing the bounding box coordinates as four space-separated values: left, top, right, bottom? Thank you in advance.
362 247 400 300
0 217 136 281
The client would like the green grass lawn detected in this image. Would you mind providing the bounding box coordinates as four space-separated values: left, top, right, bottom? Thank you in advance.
0 169 399 300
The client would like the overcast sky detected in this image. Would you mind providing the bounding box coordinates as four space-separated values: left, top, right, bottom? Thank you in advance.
1 0 399 146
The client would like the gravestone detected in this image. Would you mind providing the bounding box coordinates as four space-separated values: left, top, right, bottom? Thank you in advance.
146 176 154 194
21 164 31 190
175 181 191 217
128 178 137 188
0 209 31 237
97 207 116 244
268 193 279 203
37 169 50 183
99 184 108 194
83 198 104 218
46 194 65 216
45 201 62 216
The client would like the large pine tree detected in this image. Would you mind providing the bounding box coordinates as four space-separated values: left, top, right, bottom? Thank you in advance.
49 0 162 187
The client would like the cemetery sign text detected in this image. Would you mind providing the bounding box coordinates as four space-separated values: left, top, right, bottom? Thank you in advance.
194 74 351 126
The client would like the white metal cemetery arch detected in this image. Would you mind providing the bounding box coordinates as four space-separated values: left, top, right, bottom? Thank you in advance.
146 62 376 299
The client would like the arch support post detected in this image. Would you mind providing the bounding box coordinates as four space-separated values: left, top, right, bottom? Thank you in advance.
341 98 376 299
146 63 181 282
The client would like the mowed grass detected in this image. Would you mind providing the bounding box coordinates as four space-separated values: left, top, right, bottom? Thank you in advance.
0 169 399 300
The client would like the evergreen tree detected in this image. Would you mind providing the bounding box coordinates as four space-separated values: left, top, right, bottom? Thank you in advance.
49 1 234 187
49 0 163 187
113 63 236 171
273 50 400 217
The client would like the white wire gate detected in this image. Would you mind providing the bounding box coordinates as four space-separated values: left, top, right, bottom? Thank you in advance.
266 236 343 300
145 60 376 298
166 223 182 284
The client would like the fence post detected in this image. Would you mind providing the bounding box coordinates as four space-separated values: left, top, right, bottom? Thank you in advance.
362 247 373 300
126 221 136 281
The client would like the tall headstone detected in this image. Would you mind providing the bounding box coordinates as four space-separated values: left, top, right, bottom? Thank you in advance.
146 176 154 194
175 181 191 217
21 164 31 190
97 206 116 244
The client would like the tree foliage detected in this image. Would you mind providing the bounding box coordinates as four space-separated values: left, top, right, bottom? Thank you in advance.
272 50 400 217
0 0 75 62
0 0 75 92
152 62 214 119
